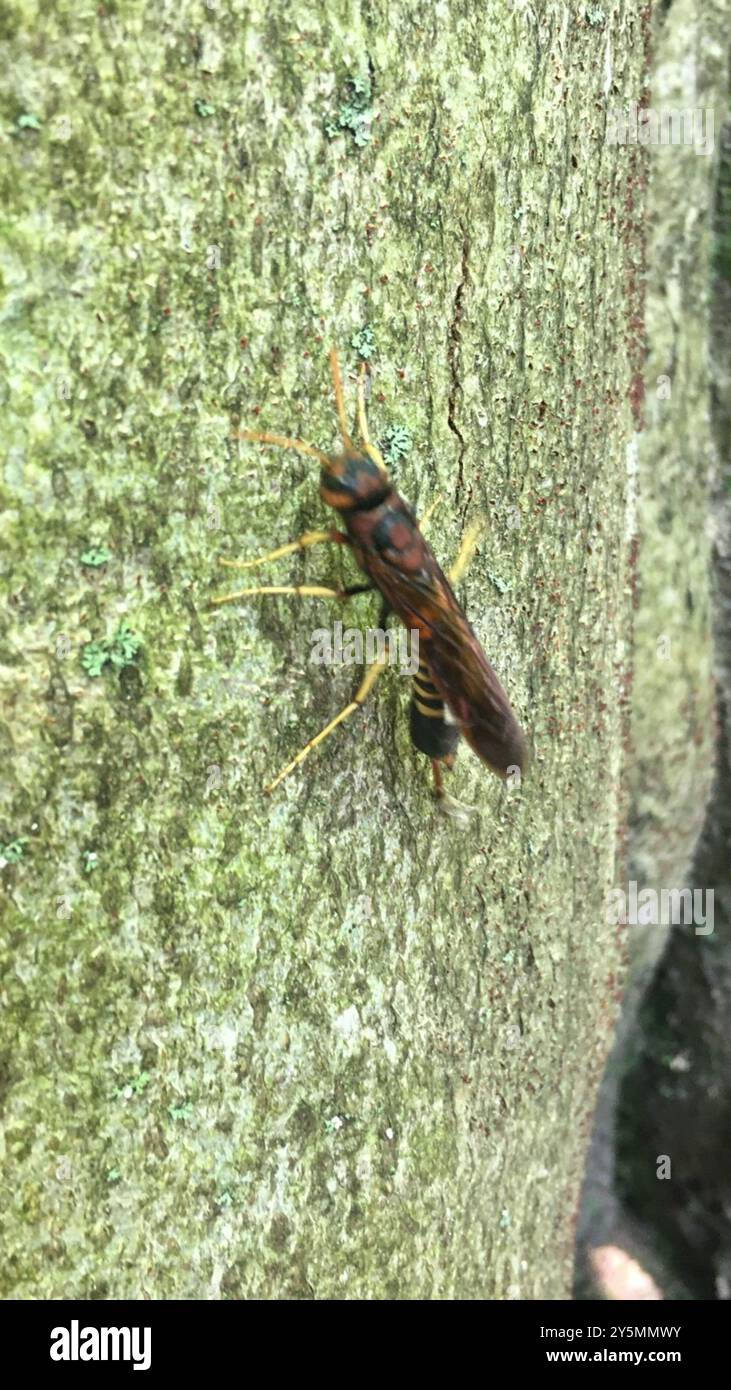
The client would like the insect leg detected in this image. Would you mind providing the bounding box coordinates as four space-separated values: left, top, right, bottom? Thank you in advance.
448 521 481 584
264 656 387 793
209 580 374 608
218 529 349 572
432 760 446 798
209 583 347 608
417 494 444 535
433 752 477 821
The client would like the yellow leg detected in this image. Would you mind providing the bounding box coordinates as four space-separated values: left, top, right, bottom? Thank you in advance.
449 521 481 584
265 657 387 793
418 494 443 535
210 583 345 608
218 529 347 572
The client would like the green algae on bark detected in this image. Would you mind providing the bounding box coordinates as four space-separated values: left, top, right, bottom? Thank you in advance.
1 1 649 1298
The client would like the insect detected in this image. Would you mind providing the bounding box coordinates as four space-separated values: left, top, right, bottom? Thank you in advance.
211 348 528 798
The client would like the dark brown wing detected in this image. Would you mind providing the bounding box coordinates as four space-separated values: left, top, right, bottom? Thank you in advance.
423 602 529 777
361 541 529 779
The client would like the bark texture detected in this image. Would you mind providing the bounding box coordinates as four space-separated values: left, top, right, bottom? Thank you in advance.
576 0 729 1299
1 2 648 1298
613 95 731 1301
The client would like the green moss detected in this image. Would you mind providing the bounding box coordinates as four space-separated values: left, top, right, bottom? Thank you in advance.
0 0 652 1301
325 73 373 147
81 624 142 678
79 546 112 568
168 1102 194 1122
0 836 28 865
379 423 413 464
350 325 376 361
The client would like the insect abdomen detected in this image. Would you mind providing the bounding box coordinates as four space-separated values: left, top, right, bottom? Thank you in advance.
409 658 460 763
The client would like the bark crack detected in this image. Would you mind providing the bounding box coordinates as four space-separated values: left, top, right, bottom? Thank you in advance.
447 229 470 502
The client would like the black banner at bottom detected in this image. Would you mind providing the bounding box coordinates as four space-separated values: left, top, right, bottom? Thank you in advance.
0 1297 725 1375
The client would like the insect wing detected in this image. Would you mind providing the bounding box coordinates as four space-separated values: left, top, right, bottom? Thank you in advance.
425 609 529 778
360 548 528 779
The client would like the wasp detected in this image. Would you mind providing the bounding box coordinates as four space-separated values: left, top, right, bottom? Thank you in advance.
211 349 528 798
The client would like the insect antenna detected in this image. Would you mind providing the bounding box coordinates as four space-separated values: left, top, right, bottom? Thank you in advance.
354 358 389 478
329 347 355 450
356 361 371 445
233 429 331 467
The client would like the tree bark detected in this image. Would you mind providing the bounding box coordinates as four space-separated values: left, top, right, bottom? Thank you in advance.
2 2 649 1298
576 0 729 1298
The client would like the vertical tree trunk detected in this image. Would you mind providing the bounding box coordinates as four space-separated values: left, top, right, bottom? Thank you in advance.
576 0 729 1298
2 2 648 1298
